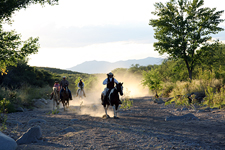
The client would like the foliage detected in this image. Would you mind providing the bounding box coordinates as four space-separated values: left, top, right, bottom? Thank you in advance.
203 86 225 108
120 97 133 110
0 98 15 113
0 0 59 22
0 98 9 131
120 88 133 110
0 0 59 75
46 109 59 115
37 67 82 75
160 82 175 97
142 69 163 96
204 86 215 107
0 60 54 89
0 26 39 75
149 0 224 79
74 75 98 92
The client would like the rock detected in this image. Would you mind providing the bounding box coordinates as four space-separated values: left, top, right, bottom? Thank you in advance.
40 98 48 104
165 113 198 121
176 108 181 112
197 107 212 113
71 119 79 122
6 120 22 126
154 98 165 104
0 131 17 150
181 107 188 111
58 127 76 133
16 126 42 145
33 100 46 108
28 119 46 124
187 92 205 103
15 107 24 112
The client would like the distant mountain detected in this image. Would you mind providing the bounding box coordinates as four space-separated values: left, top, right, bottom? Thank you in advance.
67 57 164 74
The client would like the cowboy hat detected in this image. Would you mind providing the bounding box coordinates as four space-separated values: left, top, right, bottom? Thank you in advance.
107 72 113 76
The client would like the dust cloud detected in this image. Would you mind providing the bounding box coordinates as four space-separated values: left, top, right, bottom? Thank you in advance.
66 72 150 117
50 72 150 118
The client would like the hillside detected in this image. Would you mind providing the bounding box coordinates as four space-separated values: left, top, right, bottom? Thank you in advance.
36 67 85 75
67 57 164 74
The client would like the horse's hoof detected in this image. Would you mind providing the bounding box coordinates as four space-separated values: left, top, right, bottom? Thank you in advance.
114 116 119 119
102 114 110 119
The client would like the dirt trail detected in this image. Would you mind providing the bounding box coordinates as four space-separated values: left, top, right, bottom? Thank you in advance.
2 96 225 150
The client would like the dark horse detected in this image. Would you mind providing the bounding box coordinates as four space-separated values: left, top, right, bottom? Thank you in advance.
101 82 123 119
61 84 70 111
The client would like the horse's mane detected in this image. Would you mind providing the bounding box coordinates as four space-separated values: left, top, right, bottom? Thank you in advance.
53 87 57 92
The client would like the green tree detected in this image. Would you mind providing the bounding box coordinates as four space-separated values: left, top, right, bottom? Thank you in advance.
0 0 59 22
142 69 162 97
149 0 224 79
0 26 39 75
0 0 59 75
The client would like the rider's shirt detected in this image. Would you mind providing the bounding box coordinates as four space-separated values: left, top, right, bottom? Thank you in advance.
60 80 69 88
103 78 118 89
54 83 60 91
78 82 84 88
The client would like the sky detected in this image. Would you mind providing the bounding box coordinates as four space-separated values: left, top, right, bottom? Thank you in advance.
2 0 225 70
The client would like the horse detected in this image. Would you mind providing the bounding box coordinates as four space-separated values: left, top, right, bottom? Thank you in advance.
77 87 85 99
52 87 60 110
61 84 70 111
101 82 123 119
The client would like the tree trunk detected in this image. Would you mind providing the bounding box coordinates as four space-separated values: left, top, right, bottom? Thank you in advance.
188 69 192 80
184 59 192 80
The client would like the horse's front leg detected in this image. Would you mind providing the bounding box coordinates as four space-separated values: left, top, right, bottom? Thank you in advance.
103 105 110 118
67 100 69 108
53 100 55 111
113 104 119 119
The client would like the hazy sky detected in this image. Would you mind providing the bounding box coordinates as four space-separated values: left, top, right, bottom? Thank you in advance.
3 0 225 69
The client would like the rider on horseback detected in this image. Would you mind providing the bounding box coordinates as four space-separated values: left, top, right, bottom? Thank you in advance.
76 79 86 97
102 72 122 105
60 76 72 100
50 81 60 100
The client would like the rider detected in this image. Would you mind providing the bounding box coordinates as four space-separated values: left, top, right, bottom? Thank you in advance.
50 81 60 100
60 76 72 100
102 72 122 105
76 79 86 97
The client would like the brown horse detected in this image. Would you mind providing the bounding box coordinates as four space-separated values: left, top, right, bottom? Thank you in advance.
52 87 60 110
61 84 70 111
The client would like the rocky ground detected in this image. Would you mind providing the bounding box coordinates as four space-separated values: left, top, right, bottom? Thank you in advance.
1 96 225 150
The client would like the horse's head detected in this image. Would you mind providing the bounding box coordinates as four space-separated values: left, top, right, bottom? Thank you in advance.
63 84 68 92
116 82 123 96
53 87 57 91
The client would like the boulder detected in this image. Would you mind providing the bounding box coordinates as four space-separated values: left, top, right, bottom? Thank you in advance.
0 131 17 150
16 126 42 145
